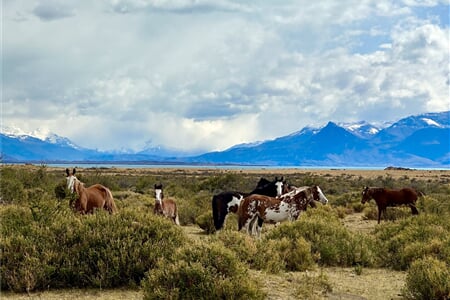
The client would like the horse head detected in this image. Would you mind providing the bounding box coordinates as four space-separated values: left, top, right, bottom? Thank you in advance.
154 183 164 202
256 177 271 187
253 176 285 197
274 176 285 197
311 185 328 204
65 168 77 193
361 186 371 204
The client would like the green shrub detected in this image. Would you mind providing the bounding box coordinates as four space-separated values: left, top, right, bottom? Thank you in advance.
0 177 26 204
272 237 315 272
196 211 216 234
141 242 265 300
209 230 258 264
178 190 211 225
403 256 450 300
252 239 286 273
264 207 375 267
373 214 450 270
1 202 187 292
294 271 333 299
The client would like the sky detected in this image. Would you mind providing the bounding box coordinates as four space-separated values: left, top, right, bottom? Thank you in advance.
2 0 450 153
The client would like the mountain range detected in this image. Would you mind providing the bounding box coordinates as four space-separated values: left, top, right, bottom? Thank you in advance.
1 111 449 168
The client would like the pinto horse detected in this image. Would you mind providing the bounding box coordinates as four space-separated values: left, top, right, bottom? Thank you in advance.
211 176 287 231
154 184 180 225
361 186 420 224
66 168 117 214
239 185 328 237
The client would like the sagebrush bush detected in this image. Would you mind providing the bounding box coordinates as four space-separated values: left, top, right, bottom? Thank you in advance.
0 177 26 204
403 256 450 300
141 242 265 300
209 230 258 264
294 271 333 299
196 211 216 234
264 207 376 267
1 200 187 292
373 213 450 270
362 205 412 222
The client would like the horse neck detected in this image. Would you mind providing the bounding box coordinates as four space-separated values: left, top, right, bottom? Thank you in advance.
250 184 277 197
369 188 384 198
155 189 164 201
73 178 85 195
293 189 310 204
301 188 315 203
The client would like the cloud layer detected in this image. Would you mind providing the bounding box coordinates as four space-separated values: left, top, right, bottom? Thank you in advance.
3 0 449 152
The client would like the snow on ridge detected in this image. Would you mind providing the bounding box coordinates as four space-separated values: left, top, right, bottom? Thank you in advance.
2 125 81 149
421 118 442 128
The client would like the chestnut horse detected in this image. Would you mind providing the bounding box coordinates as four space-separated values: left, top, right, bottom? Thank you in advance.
361 186 420 224
211 176 287 231
238 185 328 237
66 168 117 214
154 184 180 225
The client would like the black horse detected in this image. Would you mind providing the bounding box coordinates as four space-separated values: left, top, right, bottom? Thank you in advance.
211 177 286 231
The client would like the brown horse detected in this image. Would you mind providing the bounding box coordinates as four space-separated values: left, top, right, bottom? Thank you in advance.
238 185 328 237
66 168 117 214
154 184 180 225
361 186 420 224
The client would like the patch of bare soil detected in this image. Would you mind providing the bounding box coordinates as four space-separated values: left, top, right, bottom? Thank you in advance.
181 224 209 241
342 212 376 234
324 267 406 300
0 288 142 300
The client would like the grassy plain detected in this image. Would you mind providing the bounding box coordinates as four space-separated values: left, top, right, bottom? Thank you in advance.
1 165 449 299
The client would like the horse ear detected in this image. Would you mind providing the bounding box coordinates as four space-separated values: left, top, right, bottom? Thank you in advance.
66 168 70 176
281 176 284 182
73 168 76 175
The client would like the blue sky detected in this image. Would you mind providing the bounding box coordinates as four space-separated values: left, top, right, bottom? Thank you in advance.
2 0 449 153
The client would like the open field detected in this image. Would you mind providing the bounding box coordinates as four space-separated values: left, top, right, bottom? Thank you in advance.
1 165 449 299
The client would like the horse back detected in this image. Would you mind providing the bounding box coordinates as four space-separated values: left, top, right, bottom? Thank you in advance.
378 188 418 206
238 194 269 230
88 184 117 213
162 198 178 216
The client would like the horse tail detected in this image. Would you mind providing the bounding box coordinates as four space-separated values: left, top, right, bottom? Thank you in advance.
105 188 117 214
237 197 249 232
212 194 226 230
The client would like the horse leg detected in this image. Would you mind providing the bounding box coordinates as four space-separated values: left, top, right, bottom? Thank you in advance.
377 207 382 224
174 213 180 225
409 204 419 215
248 215 257 235
253 216 263 238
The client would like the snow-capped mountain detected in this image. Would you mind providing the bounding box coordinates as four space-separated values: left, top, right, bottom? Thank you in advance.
191 111 449 167
2 126 81 149
339 121 381 139
1 111 449 167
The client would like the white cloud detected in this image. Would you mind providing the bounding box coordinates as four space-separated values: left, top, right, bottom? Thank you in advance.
2 0 449 152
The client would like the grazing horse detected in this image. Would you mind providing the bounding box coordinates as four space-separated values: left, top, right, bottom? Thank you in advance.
239 185 328 237
154 184 180 225
211 176 287 231
65 168 117 214
361 186 420 224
